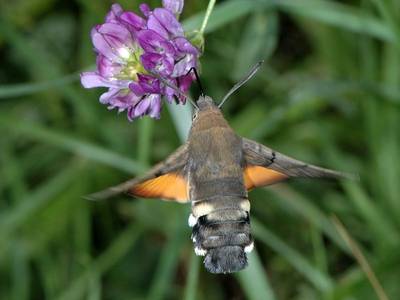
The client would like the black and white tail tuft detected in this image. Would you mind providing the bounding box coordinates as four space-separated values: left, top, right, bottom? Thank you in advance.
189 199 253 274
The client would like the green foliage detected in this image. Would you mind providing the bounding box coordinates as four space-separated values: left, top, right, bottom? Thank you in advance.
1 0 400 299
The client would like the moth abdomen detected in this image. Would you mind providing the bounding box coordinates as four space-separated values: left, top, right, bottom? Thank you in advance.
190 197 254 274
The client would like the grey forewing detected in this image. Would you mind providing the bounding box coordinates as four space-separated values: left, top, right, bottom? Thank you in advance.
85 143 189 201
242 137 354 180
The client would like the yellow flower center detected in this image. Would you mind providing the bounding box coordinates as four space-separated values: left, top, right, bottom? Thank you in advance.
117 45 147 81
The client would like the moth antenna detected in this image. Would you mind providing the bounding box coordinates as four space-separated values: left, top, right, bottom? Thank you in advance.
218 60 264 108
150 72 199 109
186 67 205 97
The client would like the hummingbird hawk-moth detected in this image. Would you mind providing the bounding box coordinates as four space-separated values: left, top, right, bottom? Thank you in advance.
88 62 352 274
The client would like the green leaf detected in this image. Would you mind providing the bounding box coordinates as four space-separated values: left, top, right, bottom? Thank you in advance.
0 117 145 174
343 181 399 247
56 224 142 300
147 215 189 300
183 252 200 300
167 103 193 142
253 218 334 292
276 0 396 44
184 0 395 45
267 185 348 252
0 163 80 244
236 250 276 300
0 73 78 99
184 0 257 33
137 117 155 165
232 11 278 80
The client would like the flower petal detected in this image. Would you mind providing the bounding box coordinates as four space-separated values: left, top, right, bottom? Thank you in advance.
172 54 197 77
80 72 130 89
129 74 161 95
101 88 141 111
178 73 194 93
129 81 145 96
162 0 184 15
81 72 105 88
91 23 134 63
148 94 162 118
139 3 151 17
91 27 118 62
99 88 120 104
138 74 161 92
96 55 123 79
134 96 151 117
131 94 162 119
80 72 111 88
140 52 174 76
137 29 175 56
153 8 184 38
105 4 123 23
164 81 176 103
174 37 198 55
120 12 146 31
147 14 169 39
97 23 132 47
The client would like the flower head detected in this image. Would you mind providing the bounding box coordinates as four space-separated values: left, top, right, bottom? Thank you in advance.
81 0 200 120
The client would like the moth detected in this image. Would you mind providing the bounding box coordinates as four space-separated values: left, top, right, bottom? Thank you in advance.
88 62 353 274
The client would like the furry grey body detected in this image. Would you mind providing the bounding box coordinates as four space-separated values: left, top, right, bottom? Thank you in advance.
187 99 253 273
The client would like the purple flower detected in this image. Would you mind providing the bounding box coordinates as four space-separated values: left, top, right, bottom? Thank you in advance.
80 1 200 121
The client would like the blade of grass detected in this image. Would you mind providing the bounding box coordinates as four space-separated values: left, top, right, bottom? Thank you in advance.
184 0 395 44
11 244 30 300
167 103 192 142
276 0 396 43
318 129 400 245
183 251 200 300
0 18 94 125
369 0 400 48
147 215 189 300
232 11 278 80
252 218 334 292
342 181 399 246
267 185 347 252
87 273 101 300
0 141 28 203
230 103 268 137
332 216 389 300
56 224 142 300
310 226 328 275
183 0 257 33
0 73 78 99
199 0 216 34
0 117 145 174
0 162 81 246
235 249 276 300
137 118 154 166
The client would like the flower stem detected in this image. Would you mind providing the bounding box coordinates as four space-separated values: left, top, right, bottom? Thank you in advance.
199 0 216 34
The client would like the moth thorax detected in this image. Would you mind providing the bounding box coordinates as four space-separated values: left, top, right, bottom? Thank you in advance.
189 196 253 274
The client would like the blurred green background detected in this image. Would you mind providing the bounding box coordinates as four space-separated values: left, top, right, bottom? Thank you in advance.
1 0 400 299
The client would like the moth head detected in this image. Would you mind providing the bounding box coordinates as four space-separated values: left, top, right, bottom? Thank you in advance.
191 95 226 129
192 95 222 122
197 95 215 110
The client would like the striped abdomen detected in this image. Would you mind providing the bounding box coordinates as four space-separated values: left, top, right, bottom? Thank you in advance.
189 193 254 274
